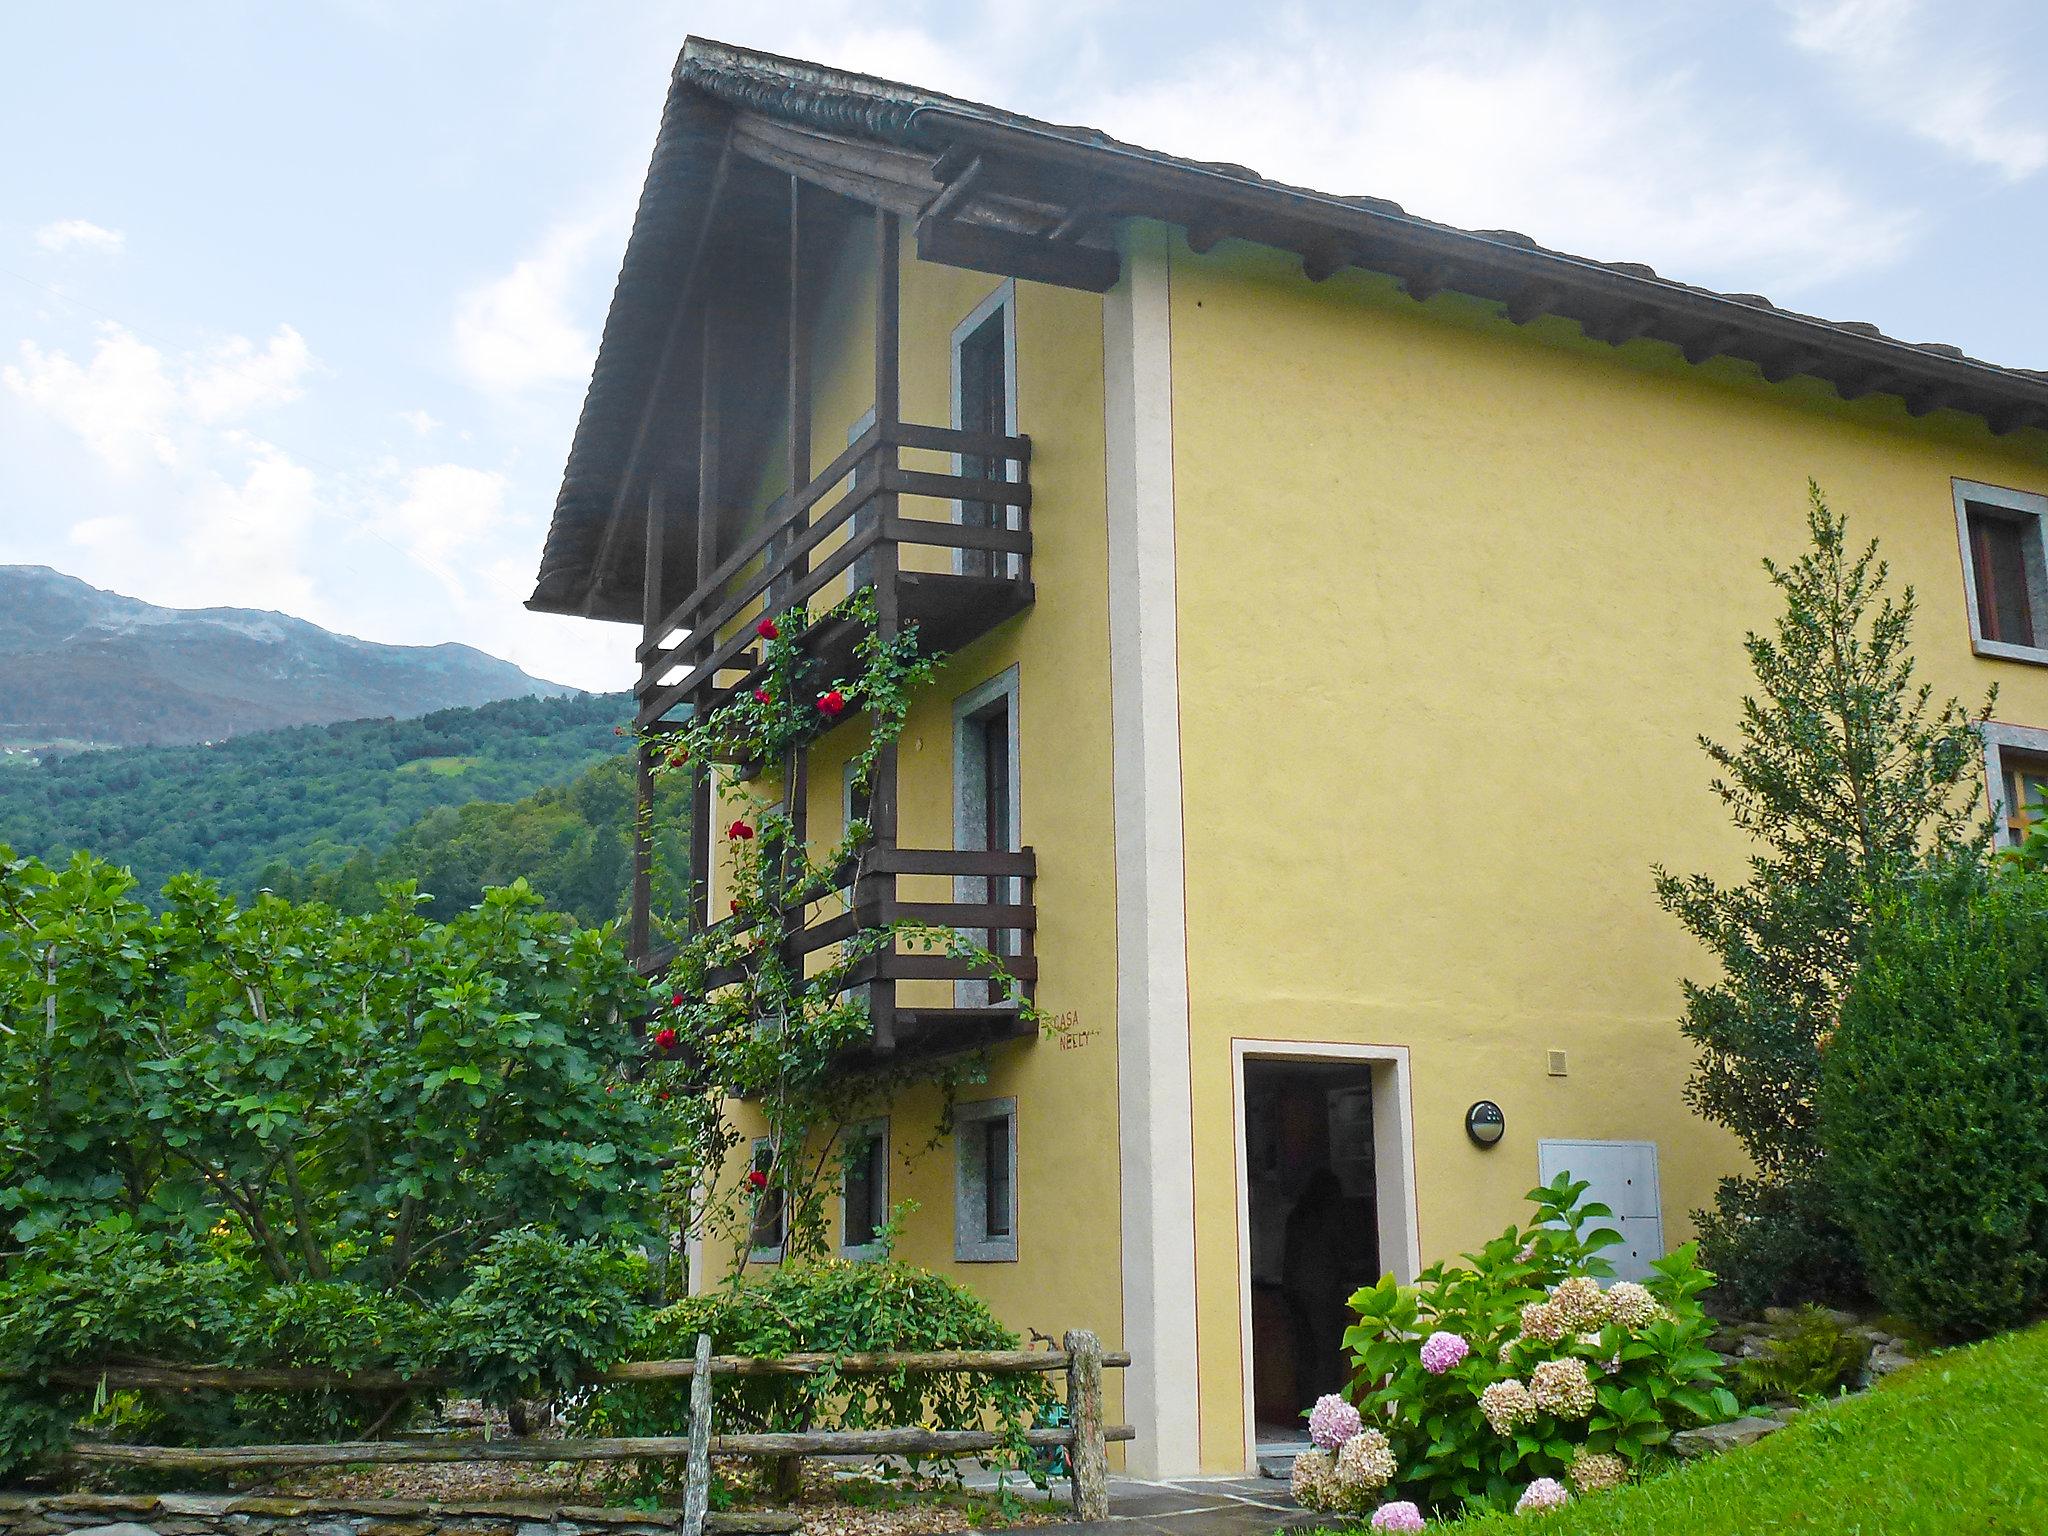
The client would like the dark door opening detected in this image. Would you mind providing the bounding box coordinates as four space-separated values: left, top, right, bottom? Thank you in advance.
1244 1059 1380 1440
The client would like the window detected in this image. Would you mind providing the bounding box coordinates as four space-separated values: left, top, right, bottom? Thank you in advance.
2005 754 2048 846
950 283 1018 579
843 755 872 836
953 668 1020 1007
748 1139 784 1262
1955 480 2048 659
840 1118 889 1260
954 1097 1018 1262
1980 723 2048 851
844 406 878 596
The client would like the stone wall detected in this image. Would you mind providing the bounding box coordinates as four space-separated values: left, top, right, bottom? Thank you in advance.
0 1494 795 1536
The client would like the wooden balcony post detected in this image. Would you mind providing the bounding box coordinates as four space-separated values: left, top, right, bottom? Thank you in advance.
786 175 811 592
632 481 667 963
868 209 902 1051
687 313 721 938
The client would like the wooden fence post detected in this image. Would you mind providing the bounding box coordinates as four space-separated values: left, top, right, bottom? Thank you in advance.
682 1333 714 1536
1062 1330 1108 1520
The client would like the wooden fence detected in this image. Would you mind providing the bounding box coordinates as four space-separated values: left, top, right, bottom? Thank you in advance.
37 1332 1134 1531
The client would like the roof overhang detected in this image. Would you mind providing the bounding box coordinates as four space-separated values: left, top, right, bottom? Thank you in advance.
530 36 2048 624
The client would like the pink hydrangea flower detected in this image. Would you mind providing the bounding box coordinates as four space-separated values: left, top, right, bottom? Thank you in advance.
1516 1477 1570 1513
1307 1392 1363 1450
1370 1501 1426 1532
1419 1330 1469 1375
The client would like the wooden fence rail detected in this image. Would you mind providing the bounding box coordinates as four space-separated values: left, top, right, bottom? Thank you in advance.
47 1332 1131 1532
12 1346 1133 1395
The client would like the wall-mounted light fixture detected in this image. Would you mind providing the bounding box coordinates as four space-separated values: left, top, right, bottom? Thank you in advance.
1465 1099 1505 1148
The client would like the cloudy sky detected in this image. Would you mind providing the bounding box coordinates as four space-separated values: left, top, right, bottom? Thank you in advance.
3 1 2045 691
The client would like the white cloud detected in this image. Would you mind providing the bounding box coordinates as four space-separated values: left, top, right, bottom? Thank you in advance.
1787 0 2048 180
452 215 610 394
34 219 125 255
399 407 441 435
4 326 181 471
374 461 510 579
3 322 314 474
184 326 315 423
1074 13 1913 295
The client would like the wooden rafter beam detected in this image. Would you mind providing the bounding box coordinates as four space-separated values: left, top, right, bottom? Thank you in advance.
1398 261 1456 302
1758 350 1826 384
915 215 1120 291
1300 238 1353 283
1185 217 1229 255
921 155 984 222
1505 283 1565 326
1583 307 1658 348
1988 400 2048 436
1680 326 1744 366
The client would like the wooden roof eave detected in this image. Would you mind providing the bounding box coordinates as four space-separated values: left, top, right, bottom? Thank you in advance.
904 107 2048 435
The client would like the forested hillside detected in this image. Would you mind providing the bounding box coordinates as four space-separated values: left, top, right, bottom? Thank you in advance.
259 752 693 927
0 693 632 904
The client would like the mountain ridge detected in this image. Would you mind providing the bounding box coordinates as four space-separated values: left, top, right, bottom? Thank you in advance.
0 566 574 750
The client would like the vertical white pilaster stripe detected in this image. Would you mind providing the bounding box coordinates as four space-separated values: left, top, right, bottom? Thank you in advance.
1102 221 1203 1478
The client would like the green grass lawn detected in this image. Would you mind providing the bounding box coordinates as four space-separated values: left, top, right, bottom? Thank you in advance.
1431 1320 2048 1534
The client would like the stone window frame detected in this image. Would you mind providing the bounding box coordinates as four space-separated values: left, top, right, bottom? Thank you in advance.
953 1095 1018 1264
1953 477 2048 665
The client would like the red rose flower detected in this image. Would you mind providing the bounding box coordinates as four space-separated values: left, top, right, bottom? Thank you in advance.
753 688 771 705
653 1026 679 1050
657 1090 672 1102
756 617 779 640
668 748 688 767
746 1168 768 1190
727 820 753 841
816 689 846 716
730 898 743 915
670 991 685 1009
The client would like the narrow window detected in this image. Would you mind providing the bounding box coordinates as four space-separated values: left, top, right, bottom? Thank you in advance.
982 1117 1013 1240
1956 483 2048 658
951 288 1015 579
979 699 1013 959
748 1139 784 1261
954 670 1020 1007
845 406 878 596
2003 752 2048 846
953 1097 1018 1262
840 1118 889 1258
843 756 873 836
1969 509 2040 646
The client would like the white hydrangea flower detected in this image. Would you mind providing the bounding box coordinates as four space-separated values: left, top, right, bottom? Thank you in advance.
1480 1378 1537 1434
1605 1281 1659 1328
1530 1356 1596 1419
1569 1448 1627 1494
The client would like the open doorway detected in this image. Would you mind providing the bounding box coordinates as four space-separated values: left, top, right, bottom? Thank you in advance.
1243 1059 1381 1445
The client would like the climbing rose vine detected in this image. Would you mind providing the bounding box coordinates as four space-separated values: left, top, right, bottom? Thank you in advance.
644 591 1039 1273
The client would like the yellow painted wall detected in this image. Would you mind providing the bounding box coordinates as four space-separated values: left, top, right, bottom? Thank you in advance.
1161 230 2048 1468
695 220 1128 1427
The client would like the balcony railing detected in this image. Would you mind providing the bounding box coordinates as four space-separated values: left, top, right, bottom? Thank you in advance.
691 846 1036 1061
635 420 1032 729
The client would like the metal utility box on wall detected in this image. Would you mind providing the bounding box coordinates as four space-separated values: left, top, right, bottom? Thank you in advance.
1537 1139 1663 1282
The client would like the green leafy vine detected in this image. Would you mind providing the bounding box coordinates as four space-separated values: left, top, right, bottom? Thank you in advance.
647 591 1041 1275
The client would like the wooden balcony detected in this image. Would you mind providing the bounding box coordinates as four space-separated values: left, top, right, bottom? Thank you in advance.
633 420 1032 731
680 846 1037 1064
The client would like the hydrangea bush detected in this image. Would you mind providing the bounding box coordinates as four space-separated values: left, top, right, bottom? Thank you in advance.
1292 1174 1739 1521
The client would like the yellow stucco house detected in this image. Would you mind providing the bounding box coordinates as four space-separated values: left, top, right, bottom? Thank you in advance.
528 39 2048 1476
